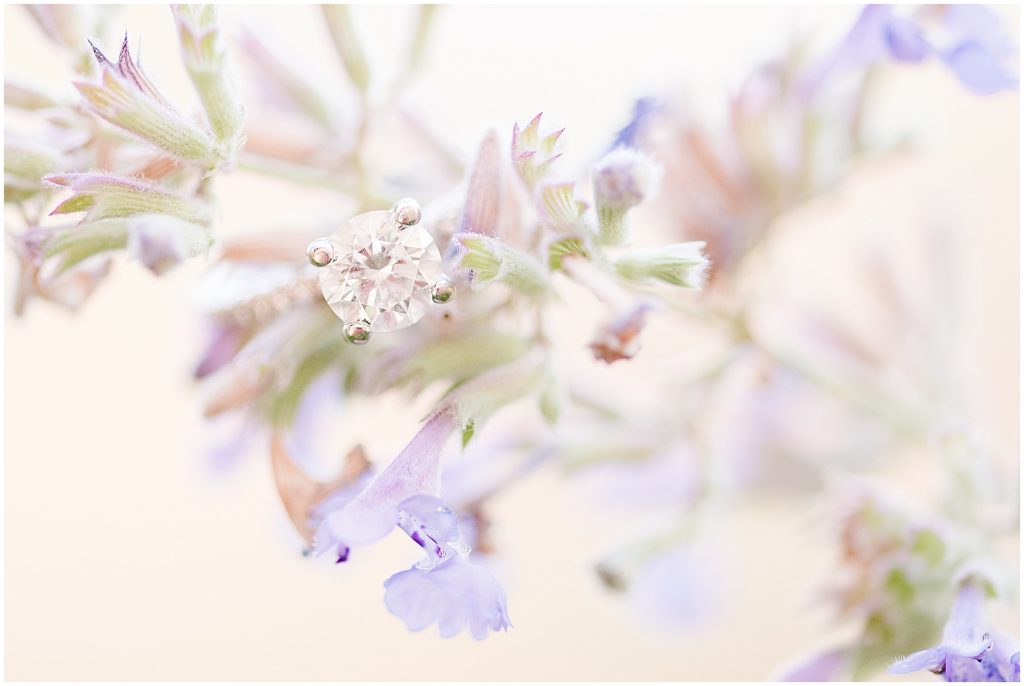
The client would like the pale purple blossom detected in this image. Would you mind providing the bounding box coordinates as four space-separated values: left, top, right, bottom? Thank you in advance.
777 648 851 681
313 414 511 639
609 97 660 150
313 413 455 557
809 4 1017 96
384 553 511 639
889 579 1019 682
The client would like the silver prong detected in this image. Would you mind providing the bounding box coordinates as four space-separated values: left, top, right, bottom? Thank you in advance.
392 197 421 227
342 320 372 345
306 238 335 267
430 278 455 304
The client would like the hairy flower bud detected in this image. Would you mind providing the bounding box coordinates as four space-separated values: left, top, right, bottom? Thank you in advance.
592 147 660 246
75 35 221 168
44 172 213 225
126 214 215 275
511 113 564 189
614 241 710 289
172 5 246 156
449 232 550 297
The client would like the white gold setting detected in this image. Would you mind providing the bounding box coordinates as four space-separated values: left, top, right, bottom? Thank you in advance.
308 199 454 343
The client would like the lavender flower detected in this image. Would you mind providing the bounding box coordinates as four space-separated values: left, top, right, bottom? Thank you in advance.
889 579 1019 682
384 552 511 639
313 415 511 639
314 413 456 557
809 5 1017 96
936 5 1019 95
609 97 660 150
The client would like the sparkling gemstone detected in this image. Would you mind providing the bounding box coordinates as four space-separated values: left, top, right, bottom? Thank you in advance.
319 210 443 332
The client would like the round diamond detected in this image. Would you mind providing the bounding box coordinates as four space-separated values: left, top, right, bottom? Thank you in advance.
319 210 443 333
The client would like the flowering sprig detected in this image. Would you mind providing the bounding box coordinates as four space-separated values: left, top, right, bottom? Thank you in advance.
5 3 1018 665
451 113 709 364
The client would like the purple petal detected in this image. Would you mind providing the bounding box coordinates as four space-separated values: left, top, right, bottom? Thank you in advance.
398 495 460 544
884 16 931 62
312 413 456 554
127 218 189 275
194 322 245 379
942 42 1018 95
944 654 1000 682
942 581 994 658
888 648 946 675
779 648 849 681
383 556 510 639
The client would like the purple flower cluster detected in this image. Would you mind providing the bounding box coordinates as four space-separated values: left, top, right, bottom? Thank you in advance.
312 413 511 639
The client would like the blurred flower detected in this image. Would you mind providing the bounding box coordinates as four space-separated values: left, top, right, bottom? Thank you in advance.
125 213 214 275
511 112 563 189
625 545 715 626
6 226 112 314
321 5 370 93
933 5 1019 95
75 35 222 168
592 147 660 246
5 134 75 203
609 97 660 150
777 648 851 682
588 300 652 364
808 5 1017 96
889 578 1018 682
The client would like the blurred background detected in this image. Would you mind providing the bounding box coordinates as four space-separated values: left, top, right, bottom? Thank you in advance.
4 4 1019 681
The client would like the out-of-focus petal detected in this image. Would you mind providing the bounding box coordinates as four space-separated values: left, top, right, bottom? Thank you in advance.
383 555 510 640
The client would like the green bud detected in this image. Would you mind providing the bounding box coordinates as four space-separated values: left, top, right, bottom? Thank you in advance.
614 241 710 289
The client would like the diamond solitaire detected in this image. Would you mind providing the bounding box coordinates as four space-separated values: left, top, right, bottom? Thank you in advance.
307 199 454 344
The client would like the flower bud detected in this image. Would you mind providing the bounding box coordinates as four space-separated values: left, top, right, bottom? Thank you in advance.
592 148 660 246
449 232 550 297
44 172 213 225
511 113 564 189
614 241 710 289
75 35 221 168
172 5 246 156
125 214 215 275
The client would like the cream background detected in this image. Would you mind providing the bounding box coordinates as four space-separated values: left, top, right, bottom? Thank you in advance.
4 4 1019 681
